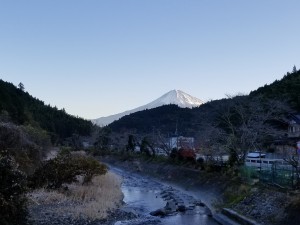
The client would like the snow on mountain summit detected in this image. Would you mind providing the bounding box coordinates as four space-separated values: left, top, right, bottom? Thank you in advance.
93 90 203 126
151 89 204 108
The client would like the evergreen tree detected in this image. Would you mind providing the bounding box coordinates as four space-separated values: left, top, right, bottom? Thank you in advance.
18 82 25 91
140 137 151 156
126 135 136 152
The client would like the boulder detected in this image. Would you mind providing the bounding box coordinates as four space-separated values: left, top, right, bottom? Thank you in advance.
177 205 186 212
165 201 177 211
150 209 167 217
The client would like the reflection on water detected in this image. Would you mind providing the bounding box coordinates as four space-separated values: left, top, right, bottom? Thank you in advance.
162 211 217 225
111 166 219 225
121 185 219 225
122 187 165 213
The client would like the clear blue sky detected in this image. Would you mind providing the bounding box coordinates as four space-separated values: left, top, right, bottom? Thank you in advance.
0 0 299 119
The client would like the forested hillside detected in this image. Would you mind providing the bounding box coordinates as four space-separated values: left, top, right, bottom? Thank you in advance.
110 69 300 134
109 105 195 136
108 69 299 155
0 79 92 141
250 67 300 110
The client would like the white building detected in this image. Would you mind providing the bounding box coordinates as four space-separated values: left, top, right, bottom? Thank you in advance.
169 136 194 150
245 152 292 170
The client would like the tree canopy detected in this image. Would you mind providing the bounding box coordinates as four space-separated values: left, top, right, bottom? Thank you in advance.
0 79 93 142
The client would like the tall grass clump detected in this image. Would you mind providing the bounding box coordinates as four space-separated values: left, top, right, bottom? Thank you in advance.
68 172 123 219
28 172 123 220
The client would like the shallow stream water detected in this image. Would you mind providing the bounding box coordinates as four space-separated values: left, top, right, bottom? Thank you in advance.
111 167 219 225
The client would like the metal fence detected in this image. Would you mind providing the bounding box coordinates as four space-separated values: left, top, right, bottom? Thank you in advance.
240 163 298 188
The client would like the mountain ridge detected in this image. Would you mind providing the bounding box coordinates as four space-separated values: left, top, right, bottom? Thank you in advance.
0 79 92 140
108 69 300 140
93 90 203 126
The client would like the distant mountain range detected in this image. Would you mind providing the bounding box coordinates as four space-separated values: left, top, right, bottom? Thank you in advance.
107 69 300 139
93 90 204 126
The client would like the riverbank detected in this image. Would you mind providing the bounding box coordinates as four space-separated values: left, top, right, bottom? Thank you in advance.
26 153 298 225
100 155 298 225
27 172 137 225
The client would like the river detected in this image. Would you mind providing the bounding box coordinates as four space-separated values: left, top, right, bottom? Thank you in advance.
111 166 220 225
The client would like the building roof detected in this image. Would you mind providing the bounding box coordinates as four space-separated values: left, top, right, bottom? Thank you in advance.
247 152 266 158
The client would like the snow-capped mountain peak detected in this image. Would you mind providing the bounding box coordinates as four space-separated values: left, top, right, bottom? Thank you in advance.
151 89 203 108
93 90 203 126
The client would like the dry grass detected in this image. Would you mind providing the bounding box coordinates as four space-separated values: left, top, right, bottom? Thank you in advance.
28 172 123 220
67 172 123 219
28 188 67 205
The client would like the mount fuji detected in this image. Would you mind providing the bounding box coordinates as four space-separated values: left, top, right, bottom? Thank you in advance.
93 90 204 126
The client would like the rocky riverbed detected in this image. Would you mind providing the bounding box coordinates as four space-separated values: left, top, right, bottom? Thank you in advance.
111 166 219 225
100 155 300 225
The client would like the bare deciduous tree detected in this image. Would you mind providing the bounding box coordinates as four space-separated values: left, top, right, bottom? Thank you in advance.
199 95 290 166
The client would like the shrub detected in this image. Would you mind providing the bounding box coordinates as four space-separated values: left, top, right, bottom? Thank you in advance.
0 151 28 225
58 146 72 156
21 125 51 149
29 154 107 189
0 122 43 174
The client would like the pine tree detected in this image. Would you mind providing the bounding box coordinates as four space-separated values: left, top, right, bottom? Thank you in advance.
18 82 25 91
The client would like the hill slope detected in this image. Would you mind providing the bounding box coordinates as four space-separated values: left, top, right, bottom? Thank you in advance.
0 80 92 141
108 104 196 136
250 69 300 110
